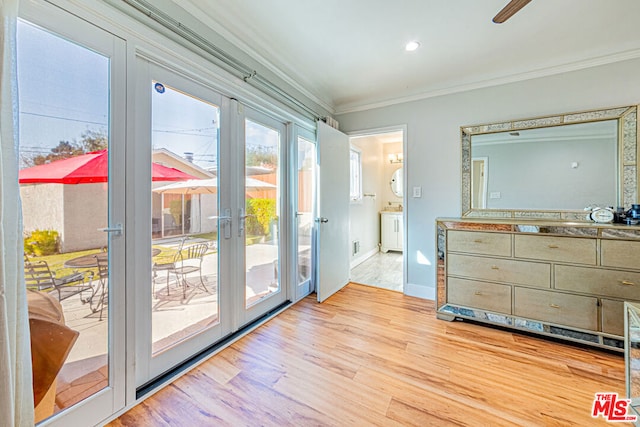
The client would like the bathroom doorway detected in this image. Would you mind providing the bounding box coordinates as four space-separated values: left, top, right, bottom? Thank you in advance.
348 128 405 292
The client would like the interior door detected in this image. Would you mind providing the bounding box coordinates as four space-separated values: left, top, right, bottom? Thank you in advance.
135 60 232 386
316 121 350 302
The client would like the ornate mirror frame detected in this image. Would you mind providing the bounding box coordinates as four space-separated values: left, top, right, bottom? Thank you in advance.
461 105 638 220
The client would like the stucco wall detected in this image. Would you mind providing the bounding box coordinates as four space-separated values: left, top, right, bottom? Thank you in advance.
21 183 64 238
62 183 108 252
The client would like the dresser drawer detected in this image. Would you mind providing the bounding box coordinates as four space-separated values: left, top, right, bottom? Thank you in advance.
601 239 640 270
601 299 624 336
555 265 640 300
448 253 550 288
514 235 596 265
447 277 511 314
447 230 511 256
514 287 598 331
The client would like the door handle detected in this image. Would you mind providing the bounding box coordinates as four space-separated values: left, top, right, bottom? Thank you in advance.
98 224 123 236
238 208 255 237
315 217 329 224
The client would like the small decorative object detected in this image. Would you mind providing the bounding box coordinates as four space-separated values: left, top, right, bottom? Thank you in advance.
625 204 640 225
589 206 615 223
154 82 165 93
614 207 627 223
627 204 640 219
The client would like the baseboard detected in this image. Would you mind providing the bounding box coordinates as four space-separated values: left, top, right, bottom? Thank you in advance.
350 247 379 269
404 283 435 300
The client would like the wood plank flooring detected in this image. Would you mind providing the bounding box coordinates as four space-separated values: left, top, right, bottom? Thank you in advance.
109 283 629 426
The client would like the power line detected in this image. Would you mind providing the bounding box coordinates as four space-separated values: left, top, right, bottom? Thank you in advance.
19 110 107 126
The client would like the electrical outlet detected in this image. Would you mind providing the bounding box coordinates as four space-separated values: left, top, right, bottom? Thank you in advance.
412 186 422 198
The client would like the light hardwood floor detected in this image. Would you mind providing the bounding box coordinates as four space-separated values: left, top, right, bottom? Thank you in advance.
109 283 629 426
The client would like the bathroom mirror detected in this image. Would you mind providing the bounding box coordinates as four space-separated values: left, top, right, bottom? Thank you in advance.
391 167 403 197
461 105 638 220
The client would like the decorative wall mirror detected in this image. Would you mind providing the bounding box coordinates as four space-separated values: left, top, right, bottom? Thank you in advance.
461 105 638 220
391 167 403 197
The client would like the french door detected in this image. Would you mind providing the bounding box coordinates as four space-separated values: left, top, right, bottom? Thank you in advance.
134 60 233 385
235 106 288 325
18 2 126 425
135 61 288 387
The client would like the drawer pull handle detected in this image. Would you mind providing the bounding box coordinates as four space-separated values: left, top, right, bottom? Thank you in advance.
621 280 636 286
547 244 559 249
474 291 483 296
473 239 483 243
491 265 499 270
549 304 561 309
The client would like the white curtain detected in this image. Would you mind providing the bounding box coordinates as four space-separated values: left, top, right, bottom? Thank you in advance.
0 0 35 426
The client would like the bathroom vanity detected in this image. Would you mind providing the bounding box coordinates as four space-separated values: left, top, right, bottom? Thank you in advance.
381 211 403 253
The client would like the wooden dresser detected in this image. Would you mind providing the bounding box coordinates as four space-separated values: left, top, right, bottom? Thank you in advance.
436 218 640 351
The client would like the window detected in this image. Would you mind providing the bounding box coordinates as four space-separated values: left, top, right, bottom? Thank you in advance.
349 147 362 202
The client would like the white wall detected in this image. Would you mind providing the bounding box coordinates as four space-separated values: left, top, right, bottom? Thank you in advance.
349 136 384 266
473 137 617 209
336 58 640 299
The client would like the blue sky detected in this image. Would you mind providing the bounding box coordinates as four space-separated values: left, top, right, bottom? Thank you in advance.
17 19 276 171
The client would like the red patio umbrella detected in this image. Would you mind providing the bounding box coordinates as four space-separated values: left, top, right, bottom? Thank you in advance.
19 150 197 184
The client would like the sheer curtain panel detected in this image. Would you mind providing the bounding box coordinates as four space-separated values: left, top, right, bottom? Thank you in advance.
0 0 35 426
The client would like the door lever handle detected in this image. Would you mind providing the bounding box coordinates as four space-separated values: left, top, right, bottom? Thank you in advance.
98 224 123 236
315 217 329 224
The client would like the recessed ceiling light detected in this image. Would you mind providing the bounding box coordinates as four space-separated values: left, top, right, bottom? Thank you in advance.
405 41 420 52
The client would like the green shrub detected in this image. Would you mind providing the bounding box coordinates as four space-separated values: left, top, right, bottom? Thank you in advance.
246 198 277 236
24 229 59 256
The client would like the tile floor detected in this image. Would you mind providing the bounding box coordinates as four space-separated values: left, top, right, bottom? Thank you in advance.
350 251 403 292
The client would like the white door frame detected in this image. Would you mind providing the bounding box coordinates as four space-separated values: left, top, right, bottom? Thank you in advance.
346 125 407 293
234 104 289 326
133 58 233 386
292 126 316 301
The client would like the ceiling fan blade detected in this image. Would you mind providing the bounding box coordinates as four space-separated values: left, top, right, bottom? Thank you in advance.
492 0 532 23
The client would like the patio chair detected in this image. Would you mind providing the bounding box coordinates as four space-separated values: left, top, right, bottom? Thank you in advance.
152 237 187 297
88 254 108 321
24 255 93 302
171 242 210 299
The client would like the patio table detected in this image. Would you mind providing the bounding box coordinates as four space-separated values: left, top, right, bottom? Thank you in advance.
65 248 161 268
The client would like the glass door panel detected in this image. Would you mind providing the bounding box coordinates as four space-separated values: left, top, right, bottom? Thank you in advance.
296 136 316 289
238 109 287 325
244 119 281 308
150 81 221 356
17 13 124 424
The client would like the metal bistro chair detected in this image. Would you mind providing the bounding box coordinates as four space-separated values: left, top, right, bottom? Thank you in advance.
88 254 109 321
171 242 210 299
152 237 187 297
24 254 92 302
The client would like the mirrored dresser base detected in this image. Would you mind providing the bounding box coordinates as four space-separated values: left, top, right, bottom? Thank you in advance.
437 218 640 352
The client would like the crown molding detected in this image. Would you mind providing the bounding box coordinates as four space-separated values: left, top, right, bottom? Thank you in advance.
335 48 640 115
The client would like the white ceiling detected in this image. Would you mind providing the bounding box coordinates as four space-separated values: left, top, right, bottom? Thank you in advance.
175 0 640 115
